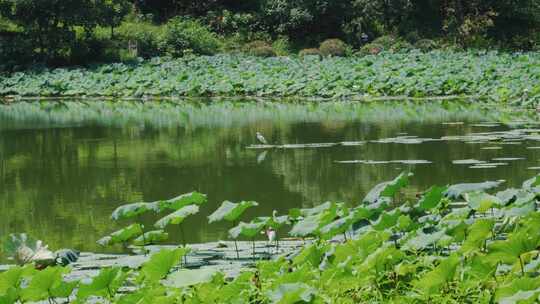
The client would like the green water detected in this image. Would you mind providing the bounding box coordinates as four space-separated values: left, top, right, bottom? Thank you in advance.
0 99 539 260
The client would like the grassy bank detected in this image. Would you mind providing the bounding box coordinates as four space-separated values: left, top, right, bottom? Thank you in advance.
1 50 540 107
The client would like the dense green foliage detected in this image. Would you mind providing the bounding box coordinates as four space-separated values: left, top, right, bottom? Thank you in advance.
0 0 130 63
1 0 540 68
2 51 540 106
3 173 540 303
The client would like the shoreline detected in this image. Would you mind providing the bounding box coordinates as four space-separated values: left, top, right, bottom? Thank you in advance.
0 239 308 281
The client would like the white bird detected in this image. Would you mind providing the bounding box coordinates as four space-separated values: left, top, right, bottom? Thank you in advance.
256 132 268 145
265 227 276 244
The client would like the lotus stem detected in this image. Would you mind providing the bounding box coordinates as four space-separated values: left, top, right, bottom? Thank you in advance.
138 217 147 256
252 237 255 260
180 223 188 266
276 231 280 254
234 240 240 259
519 254 525 276
232 221 240 259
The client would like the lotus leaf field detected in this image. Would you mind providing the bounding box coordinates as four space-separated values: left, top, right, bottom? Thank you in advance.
3 173 540 303
2 51 540 107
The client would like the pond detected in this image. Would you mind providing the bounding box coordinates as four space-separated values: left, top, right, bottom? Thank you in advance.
0 98 539 261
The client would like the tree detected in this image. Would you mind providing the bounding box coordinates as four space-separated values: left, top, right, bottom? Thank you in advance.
0 0 99 61
345 0 413 42
259 0 351 45
97 0 131 38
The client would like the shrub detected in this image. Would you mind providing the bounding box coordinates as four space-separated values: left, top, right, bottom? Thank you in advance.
160 17 221 57
372 35 398 49
370 35 412 53
319 38 347 57
415 39 437 51
249 46 276 57
390 41 413 52
243 40 276 57
299 48 321 57
243 40 270 52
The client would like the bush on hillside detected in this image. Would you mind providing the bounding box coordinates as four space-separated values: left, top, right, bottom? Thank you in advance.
249 45 276 57
272 36 291 56
357 43 384 56
369 35 412 53
372 35 398 49
390 40 413 52
415 39 437 51
243 40 276 57
243 40 270 52
319 38 346 57
299 48 321 57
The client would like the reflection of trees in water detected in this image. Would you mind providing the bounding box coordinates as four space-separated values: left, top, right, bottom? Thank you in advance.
0 99 531 131
0 100 537 257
